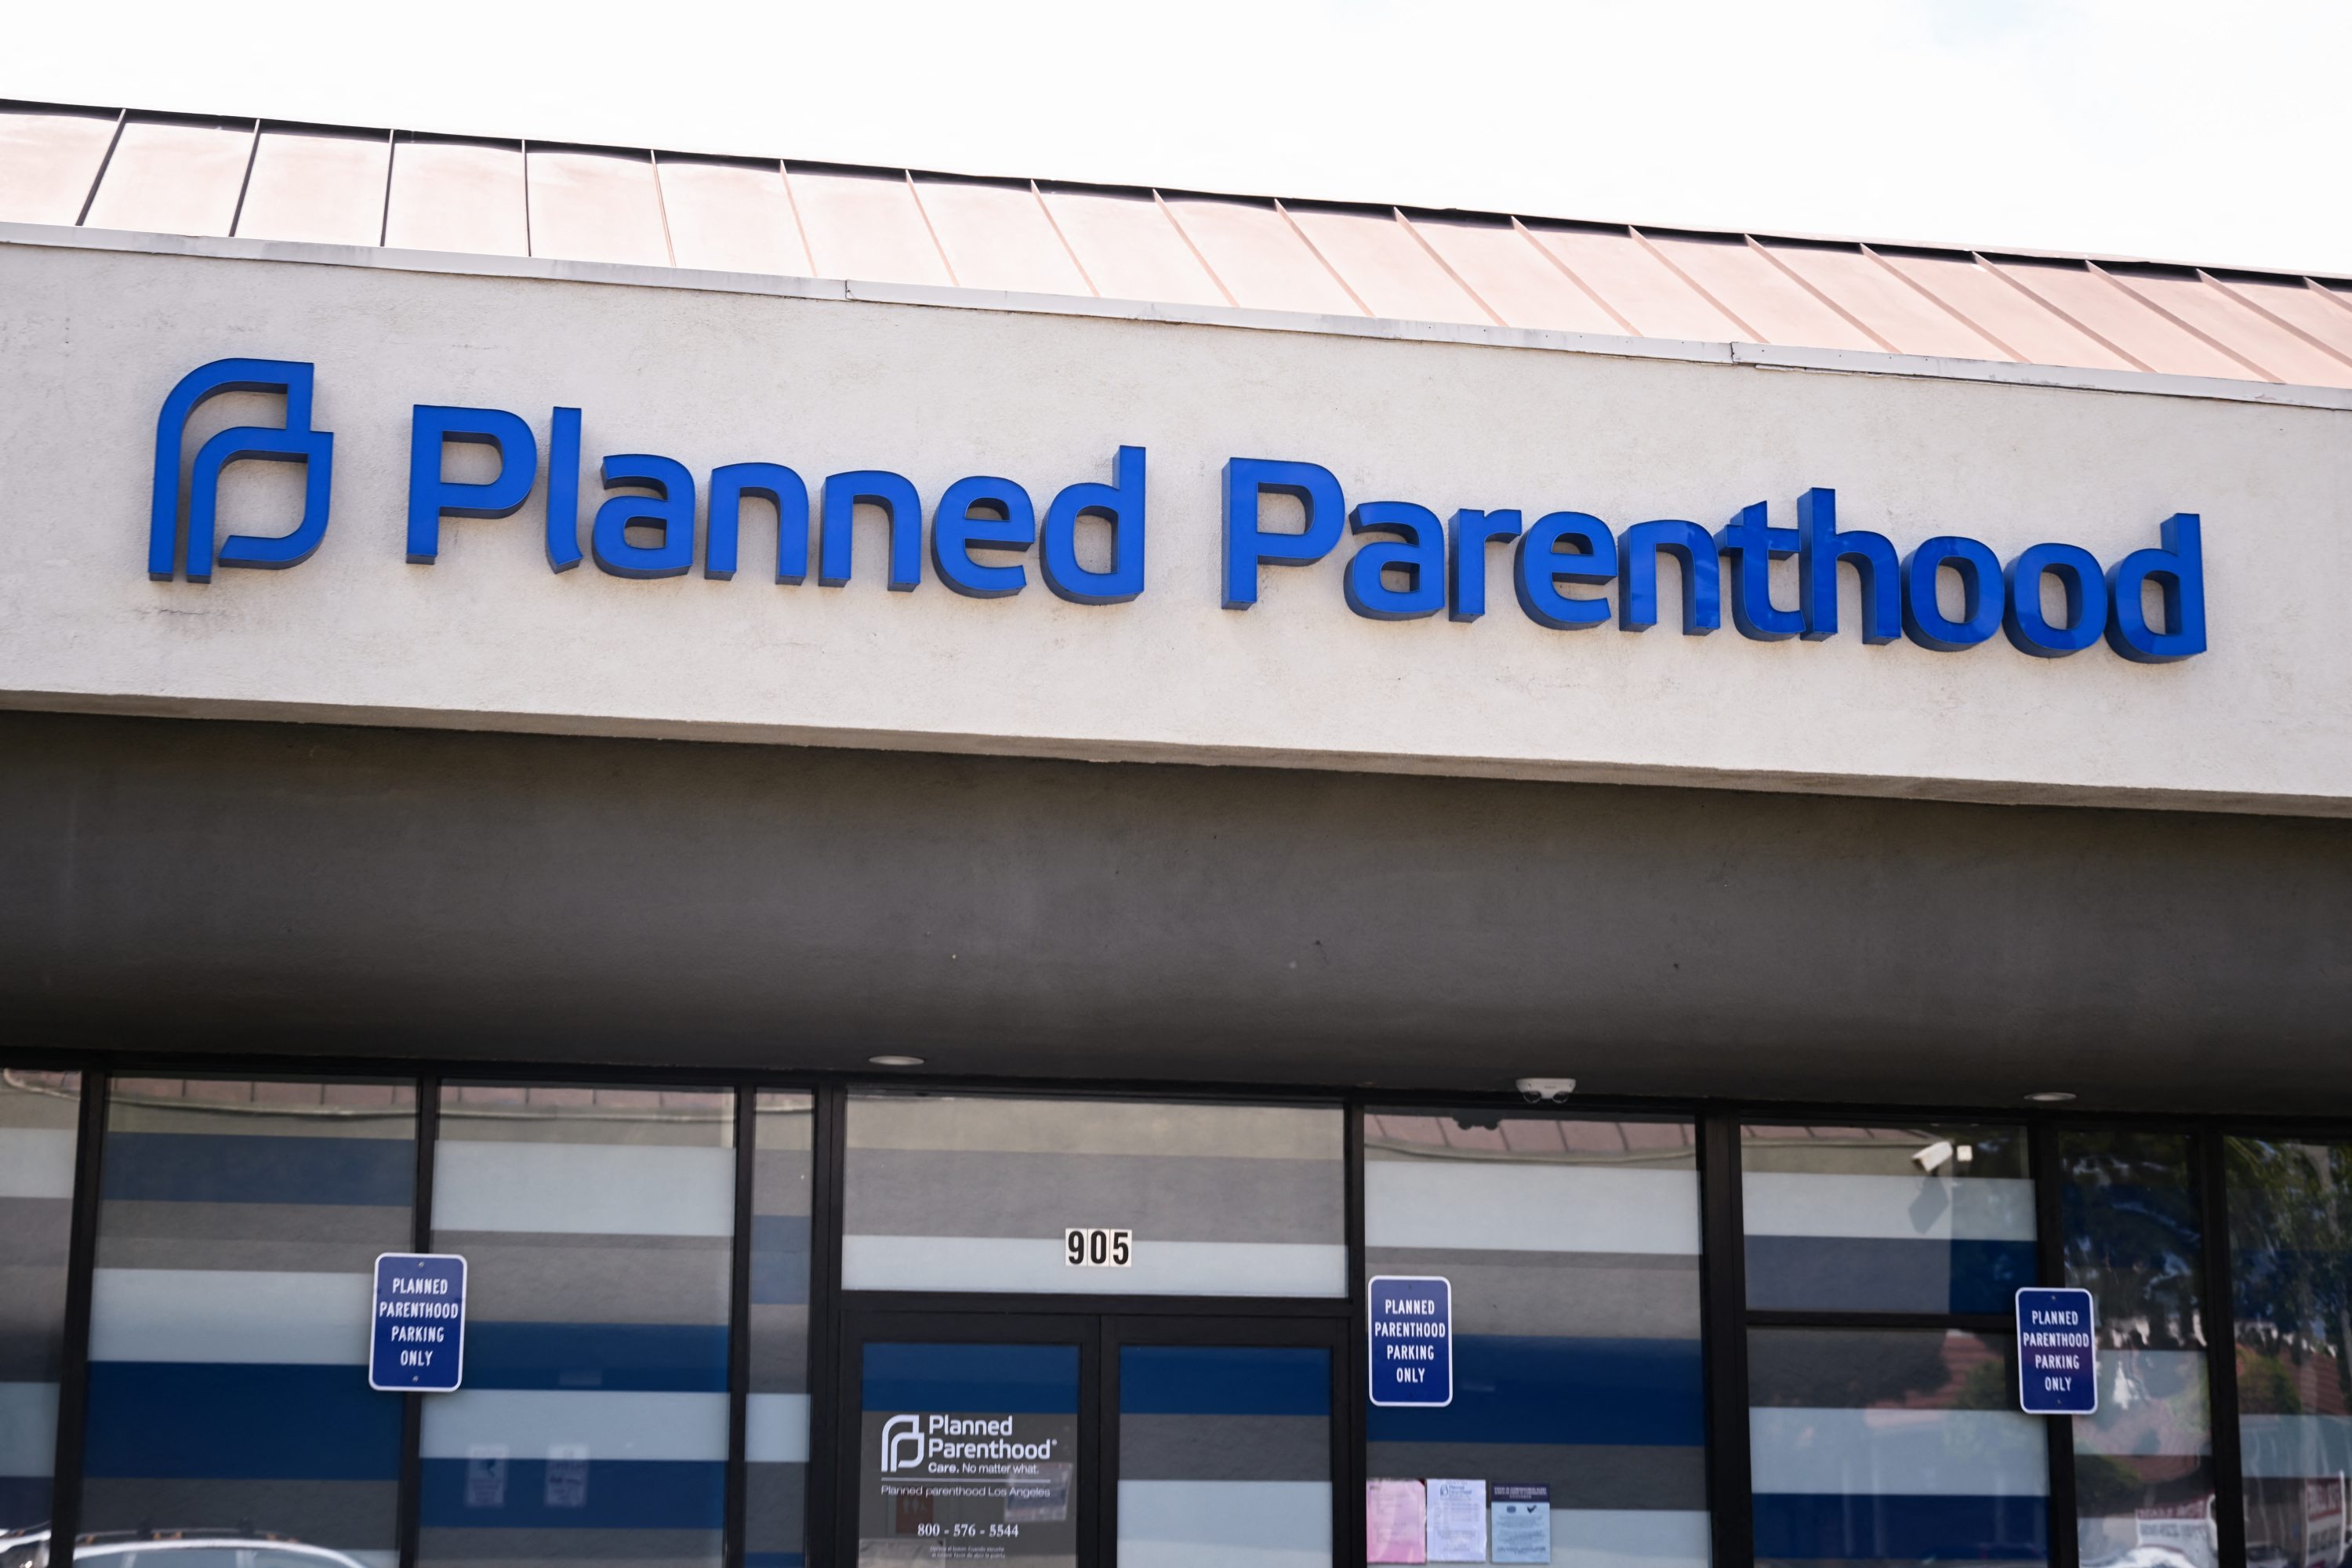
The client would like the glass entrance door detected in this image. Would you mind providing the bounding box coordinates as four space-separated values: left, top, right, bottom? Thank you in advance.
837 1313 1344 1568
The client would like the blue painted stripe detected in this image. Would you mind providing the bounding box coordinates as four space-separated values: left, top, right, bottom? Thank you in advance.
83 1363 403 1479
1366 1335 1703 1447
1744 1236 2036 1315
863 1342 1078 1414
0 1476 49 1528
1120 1346 1329 1416
418 1456 724 1528
752 1215 811 1305
1753 1493 2047 1560
465 1323 729 1392
102 1131 413 1207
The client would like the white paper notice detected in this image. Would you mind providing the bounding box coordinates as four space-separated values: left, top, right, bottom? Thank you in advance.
1426 1478 1487 1563
1490 1483 1551 1563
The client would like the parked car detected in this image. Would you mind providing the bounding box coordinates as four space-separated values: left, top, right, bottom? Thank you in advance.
0 1530 371 1568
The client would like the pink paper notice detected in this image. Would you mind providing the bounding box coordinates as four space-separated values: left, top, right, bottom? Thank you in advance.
1368 1479 1428 1563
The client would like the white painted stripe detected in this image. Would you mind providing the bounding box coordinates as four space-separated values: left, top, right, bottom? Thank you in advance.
842 1236 1347 1298
0 1382 57 1476
1117 1479 1330 1567
1742 1174 2035 1242
1750 1407 2048 1497
746 1392 810 1464
2240 1414 2352 1478
433 1141 734 1236
0 1129 78 1200
1366 1163 1699 1254
1553 1508 1711 1567
89 1269 369 1365
420 1388 728 1462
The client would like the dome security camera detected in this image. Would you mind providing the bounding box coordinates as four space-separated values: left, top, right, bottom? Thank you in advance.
1515 1078 1577 1104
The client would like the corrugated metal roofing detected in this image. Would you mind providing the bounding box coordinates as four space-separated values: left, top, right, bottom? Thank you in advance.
8 98 2352 390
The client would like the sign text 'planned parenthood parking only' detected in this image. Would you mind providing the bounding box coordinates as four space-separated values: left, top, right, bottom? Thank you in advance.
372 1252 466 1392
1370 1275 1451 1406
2016 1287 2097 1414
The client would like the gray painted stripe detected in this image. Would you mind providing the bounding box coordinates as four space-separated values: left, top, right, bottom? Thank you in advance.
746 1461 808 1553
1116 1480 1332 1560
1367 1442 1706 1511
0 1275 65 1380
0 1198 68 1267
83 1475 397 1549
1366 1249 1700 1340
96 1197 408 1275
1121 1414 1328 1482
750 1303 808 1392
434 1232 730 1326
416 1527 720 1563
753 1149 811 1216
845 1149 1340 1243
848 1098 1341 1160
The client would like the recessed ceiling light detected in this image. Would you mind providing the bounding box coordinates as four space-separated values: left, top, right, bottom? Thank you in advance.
2025 1091 2077 1102
868 1054 924 1068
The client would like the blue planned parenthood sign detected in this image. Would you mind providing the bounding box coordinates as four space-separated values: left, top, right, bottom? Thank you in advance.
1369 1275 1451 1406
371 1252 466 1392
2016 1286 2097 1414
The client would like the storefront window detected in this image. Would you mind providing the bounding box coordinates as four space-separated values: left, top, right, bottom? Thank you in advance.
749 1091 815 1568
2225 1136 2352 1568
81 1076 415 1568
2061 1129 2216 1568
1741 1123 2045 1566
419 1083 735 1568
1363 1111 1708 1568
842 1094 1345 1297
1748 1329 2046 1563
0 1070 77 1535
1117 1345 1332 1568
1742 1123 2034 1313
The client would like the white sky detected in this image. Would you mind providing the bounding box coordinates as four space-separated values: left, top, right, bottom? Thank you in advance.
9 0 2347 275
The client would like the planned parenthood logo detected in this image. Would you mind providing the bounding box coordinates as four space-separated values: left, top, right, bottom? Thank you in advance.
148 358 334 583
881 1414 925 1473
880 1413 1062 1472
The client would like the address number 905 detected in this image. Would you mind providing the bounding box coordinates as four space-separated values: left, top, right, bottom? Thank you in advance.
1065 1229 1132 1267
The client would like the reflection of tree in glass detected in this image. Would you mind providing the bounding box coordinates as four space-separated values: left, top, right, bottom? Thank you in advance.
2227 1138 2352 1416
2063 1131 2205 1351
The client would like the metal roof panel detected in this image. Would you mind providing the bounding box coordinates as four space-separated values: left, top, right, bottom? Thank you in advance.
82 116 249 238
527 147 670 268
1035 185 1225 307
1986 258 2254 379
0 107 117 226
1757 242 2012 362
1639 231 1879 352
1159 195 1363 318
1523 224 1744 343
786 165 950 287
657 157 810 277
1283 204 1485 325
236 127 391 248
1403 215 1626 335
385 137 527 258
913 175 1090 296
1869 249 2136 372
2096 267 2352 389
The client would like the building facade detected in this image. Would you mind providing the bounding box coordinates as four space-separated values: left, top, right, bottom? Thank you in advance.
1 100 2350 1568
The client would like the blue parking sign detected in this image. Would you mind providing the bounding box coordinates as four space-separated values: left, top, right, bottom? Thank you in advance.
372 1252 466 1392
2015 1287 2096 1414
1370 1275 1451 1406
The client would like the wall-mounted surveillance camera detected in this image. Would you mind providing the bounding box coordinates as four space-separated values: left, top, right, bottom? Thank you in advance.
1912 1139 1955 1174
1516 1078 1577 1104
